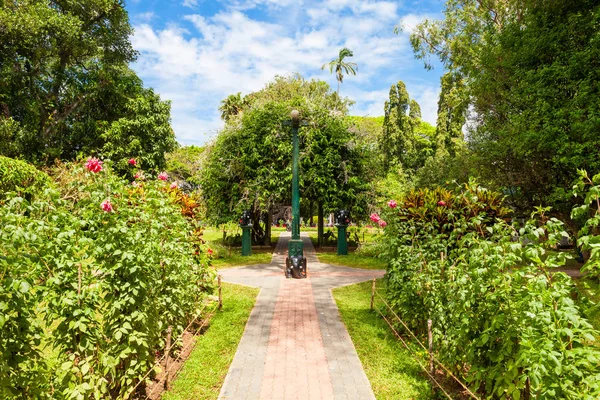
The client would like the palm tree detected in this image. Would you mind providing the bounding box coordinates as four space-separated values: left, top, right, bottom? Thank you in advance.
219 92 246 122
321 47 357 94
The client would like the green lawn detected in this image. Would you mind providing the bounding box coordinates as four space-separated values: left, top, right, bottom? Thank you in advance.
211 250 273 269
333 280 431 399
163 283 259 400
316 252 387 270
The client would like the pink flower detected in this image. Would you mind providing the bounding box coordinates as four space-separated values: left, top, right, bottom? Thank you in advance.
207 248 213 256
388 200 397 208
158 172 168 181
170 182 177 189
85 157 103 173
128 158 137 166
101 200 113 212
369 213 380 223
378 220 387 228
438 201 447 207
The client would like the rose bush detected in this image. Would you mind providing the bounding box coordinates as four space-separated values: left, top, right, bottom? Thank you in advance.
0 159 215 399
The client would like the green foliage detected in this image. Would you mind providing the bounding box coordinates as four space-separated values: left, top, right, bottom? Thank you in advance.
100 89 176 175
202 75 371 227
380 81 433 172
572 170 600 278
0 2 174 172
165 146 205 189
381 182 600 398
0 156 53 201
409 0 600 216
321 47 357 94
0 160 215 399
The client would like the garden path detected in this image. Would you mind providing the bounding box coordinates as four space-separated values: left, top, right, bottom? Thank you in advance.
218 232 385 400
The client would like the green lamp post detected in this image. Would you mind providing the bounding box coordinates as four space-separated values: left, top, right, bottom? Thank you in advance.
284 110 308 278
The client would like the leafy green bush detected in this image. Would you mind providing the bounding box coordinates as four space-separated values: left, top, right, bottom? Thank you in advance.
573 170 600 278
0 160 215 399
381 181 600 398
0 156 53 201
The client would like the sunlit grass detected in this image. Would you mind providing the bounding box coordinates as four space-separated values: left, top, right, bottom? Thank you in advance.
333 280 431 399
163 283 259 400
316 252 387 270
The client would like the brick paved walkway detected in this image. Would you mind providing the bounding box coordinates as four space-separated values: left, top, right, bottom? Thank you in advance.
218 232 385 400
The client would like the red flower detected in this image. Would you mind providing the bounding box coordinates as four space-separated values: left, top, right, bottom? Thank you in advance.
388 200 397 208
170 182 177 189
101 200 113 212
158 172 168 181
85 157 103 173
378 219 387 228
370 213 380 223
207 248 214 256
438 201 447 206
128 158 137 166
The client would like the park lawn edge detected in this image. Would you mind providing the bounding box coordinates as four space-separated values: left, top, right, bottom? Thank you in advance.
332 279 432 399
162 282 259 400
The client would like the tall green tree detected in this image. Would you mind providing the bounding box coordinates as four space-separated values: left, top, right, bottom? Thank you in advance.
409 0 600 217
321 47 357 95
0 0 175 170
380 80 433 172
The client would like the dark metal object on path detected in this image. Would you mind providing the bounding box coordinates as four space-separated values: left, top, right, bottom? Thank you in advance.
283 110 308 278
240 210 253 256
335 210 350 255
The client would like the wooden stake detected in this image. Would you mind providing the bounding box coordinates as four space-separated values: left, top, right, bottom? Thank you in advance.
218 275 223 310
427 319 433 375
164 326 172 390
370 278 376 311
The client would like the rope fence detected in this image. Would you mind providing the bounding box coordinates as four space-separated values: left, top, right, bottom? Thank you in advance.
370 278 479 400
126 275 223 399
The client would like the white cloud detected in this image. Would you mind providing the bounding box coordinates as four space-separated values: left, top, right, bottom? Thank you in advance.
181 0 199 8
130 1 440 144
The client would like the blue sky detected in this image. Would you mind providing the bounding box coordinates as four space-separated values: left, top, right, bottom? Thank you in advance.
125 0 445 145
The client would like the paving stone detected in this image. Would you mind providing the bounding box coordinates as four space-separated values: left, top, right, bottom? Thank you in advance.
218 232 384 400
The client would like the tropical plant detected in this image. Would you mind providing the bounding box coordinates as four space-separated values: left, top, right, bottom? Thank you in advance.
321 47 357 94
379 182 600 398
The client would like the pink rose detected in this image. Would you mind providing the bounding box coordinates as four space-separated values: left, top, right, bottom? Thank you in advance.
438 201 447 207
128 158 137 166
170 182 177 189
85 157 103 173
158 172 168 181
101 200 113 212
369 213 380 223
388 200 397 208
378 220 387 228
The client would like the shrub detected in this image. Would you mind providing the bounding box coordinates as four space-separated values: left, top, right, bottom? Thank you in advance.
381 181 600 398
0 156 53 201
0 160 215 399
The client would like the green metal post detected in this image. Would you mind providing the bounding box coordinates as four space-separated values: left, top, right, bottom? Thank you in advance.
287 110 304 258
336 224 348 255
241 225 252 256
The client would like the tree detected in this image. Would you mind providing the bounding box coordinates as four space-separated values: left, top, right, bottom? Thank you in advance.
218 92 247 122
321 47 357 94
0 1 175 171
202 75 370 244
380 80 433 172
408 0 600 218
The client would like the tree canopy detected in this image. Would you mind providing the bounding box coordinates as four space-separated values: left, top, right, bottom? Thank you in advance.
0 1 175 172
201 75 371 237
409 0 600 216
